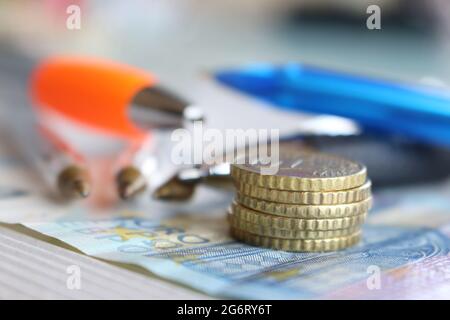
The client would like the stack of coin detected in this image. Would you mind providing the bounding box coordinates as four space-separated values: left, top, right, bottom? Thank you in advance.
229 151 371 252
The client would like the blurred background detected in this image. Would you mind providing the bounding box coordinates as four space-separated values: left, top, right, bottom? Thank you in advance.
1 1 450 79
1 0 450 93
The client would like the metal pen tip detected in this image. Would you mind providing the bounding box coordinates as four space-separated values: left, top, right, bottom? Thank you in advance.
57 166 91 200
72 180 91 198
153 175 197 201
116 166 147 200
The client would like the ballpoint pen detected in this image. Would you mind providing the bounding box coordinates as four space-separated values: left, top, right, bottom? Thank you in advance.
31 56 157 140
0 51 91 199
214 63 450 147
11 120 91 199
114 135 154 200
40 125 91 198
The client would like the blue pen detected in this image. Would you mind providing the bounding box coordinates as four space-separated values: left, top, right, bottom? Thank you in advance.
215 63 450 147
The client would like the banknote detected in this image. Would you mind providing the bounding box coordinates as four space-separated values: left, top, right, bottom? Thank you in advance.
24 202 450 299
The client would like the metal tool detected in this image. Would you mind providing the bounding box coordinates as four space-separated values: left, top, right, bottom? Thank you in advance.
215 63 450 148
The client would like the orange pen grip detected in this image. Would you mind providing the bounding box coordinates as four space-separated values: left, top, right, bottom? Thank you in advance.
30 56 157 139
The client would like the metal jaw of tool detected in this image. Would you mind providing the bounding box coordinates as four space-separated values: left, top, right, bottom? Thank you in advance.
153 133 450 201
117 86 205 200
129 87 204 129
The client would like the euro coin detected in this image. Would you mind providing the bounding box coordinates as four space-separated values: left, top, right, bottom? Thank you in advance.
235 193 372 218
229 215 360 239
230 227 361 252
236 180 371 205
231 151 366 191
229 202 367 230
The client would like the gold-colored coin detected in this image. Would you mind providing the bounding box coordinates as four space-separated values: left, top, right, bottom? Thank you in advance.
236 180 371 205
229 215 360 239
229 202 367 230
235 193 372 218
231 151 366 191
230 227 361 252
